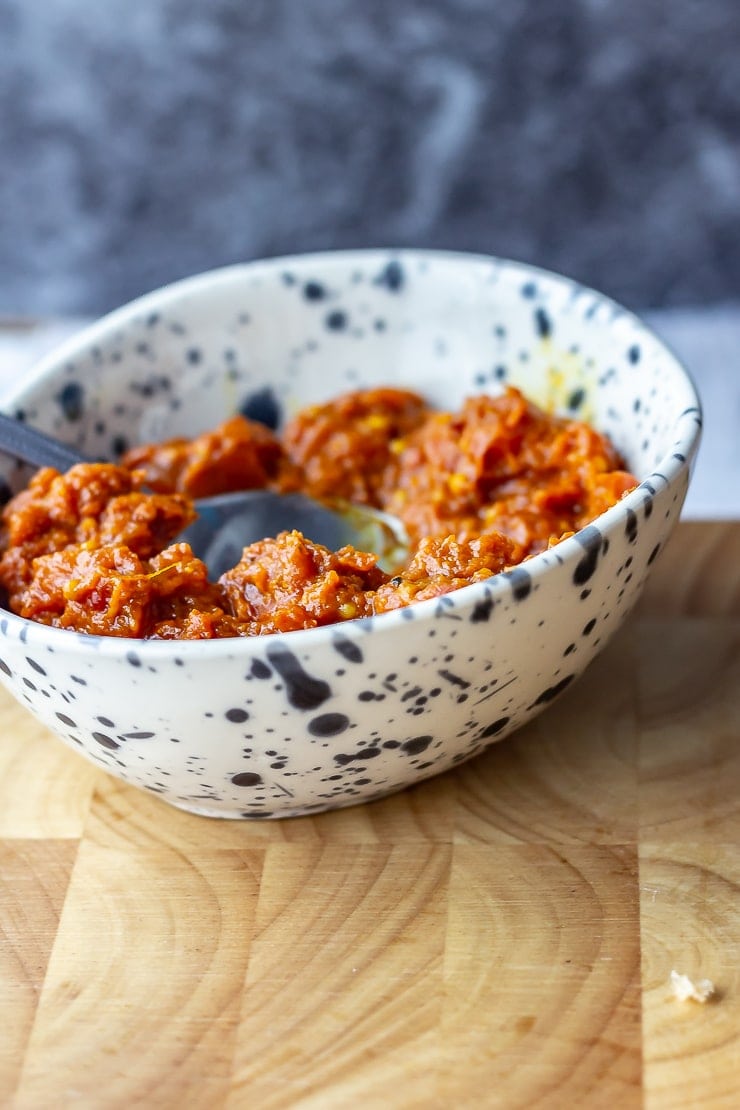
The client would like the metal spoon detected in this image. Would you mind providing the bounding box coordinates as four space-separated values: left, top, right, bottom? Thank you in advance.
0 412 408 576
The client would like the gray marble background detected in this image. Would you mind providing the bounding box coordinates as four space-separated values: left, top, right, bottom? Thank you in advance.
1 0 739 316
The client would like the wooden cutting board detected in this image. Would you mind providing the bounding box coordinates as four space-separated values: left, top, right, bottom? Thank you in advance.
1 521 739 1109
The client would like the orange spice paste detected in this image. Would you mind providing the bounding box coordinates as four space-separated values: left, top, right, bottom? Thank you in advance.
0 386 637 639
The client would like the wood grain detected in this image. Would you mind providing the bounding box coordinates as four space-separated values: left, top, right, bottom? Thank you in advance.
14 843 265 1109
82 768 457 854
640 843 740 1109
230 845 449 1109
636 619 740 842
441 843 642 1108
0 522 738 1108
0 840 78 1104
638 521 740 618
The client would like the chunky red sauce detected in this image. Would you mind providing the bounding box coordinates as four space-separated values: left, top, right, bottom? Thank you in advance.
0 386 637 638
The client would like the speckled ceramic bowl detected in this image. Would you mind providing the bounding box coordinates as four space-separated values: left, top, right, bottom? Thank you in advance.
0 251 701 818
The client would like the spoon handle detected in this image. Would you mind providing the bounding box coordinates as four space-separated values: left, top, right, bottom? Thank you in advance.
0 411 86 472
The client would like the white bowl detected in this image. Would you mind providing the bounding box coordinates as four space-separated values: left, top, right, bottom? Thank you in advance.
0 251 701 818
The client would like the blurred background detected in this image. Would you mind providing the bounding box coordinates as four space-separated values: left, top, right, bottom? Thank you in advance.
0 0 738 512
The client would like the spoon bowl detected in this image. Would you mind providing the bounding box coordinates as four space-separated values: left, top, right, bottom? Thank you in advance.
0 410 408 574
179 490 407 576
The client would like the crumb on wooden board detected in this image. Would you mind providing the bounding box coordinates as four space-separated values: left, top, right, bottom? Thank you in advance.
670 970 716 1004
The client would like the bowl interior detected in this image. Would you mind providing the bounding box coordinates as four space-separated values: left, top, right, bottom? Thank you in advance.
0 250 699 499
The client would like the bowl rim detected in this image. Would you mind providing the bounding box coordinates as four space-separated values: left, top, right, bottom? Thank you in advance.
0 248 703 657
